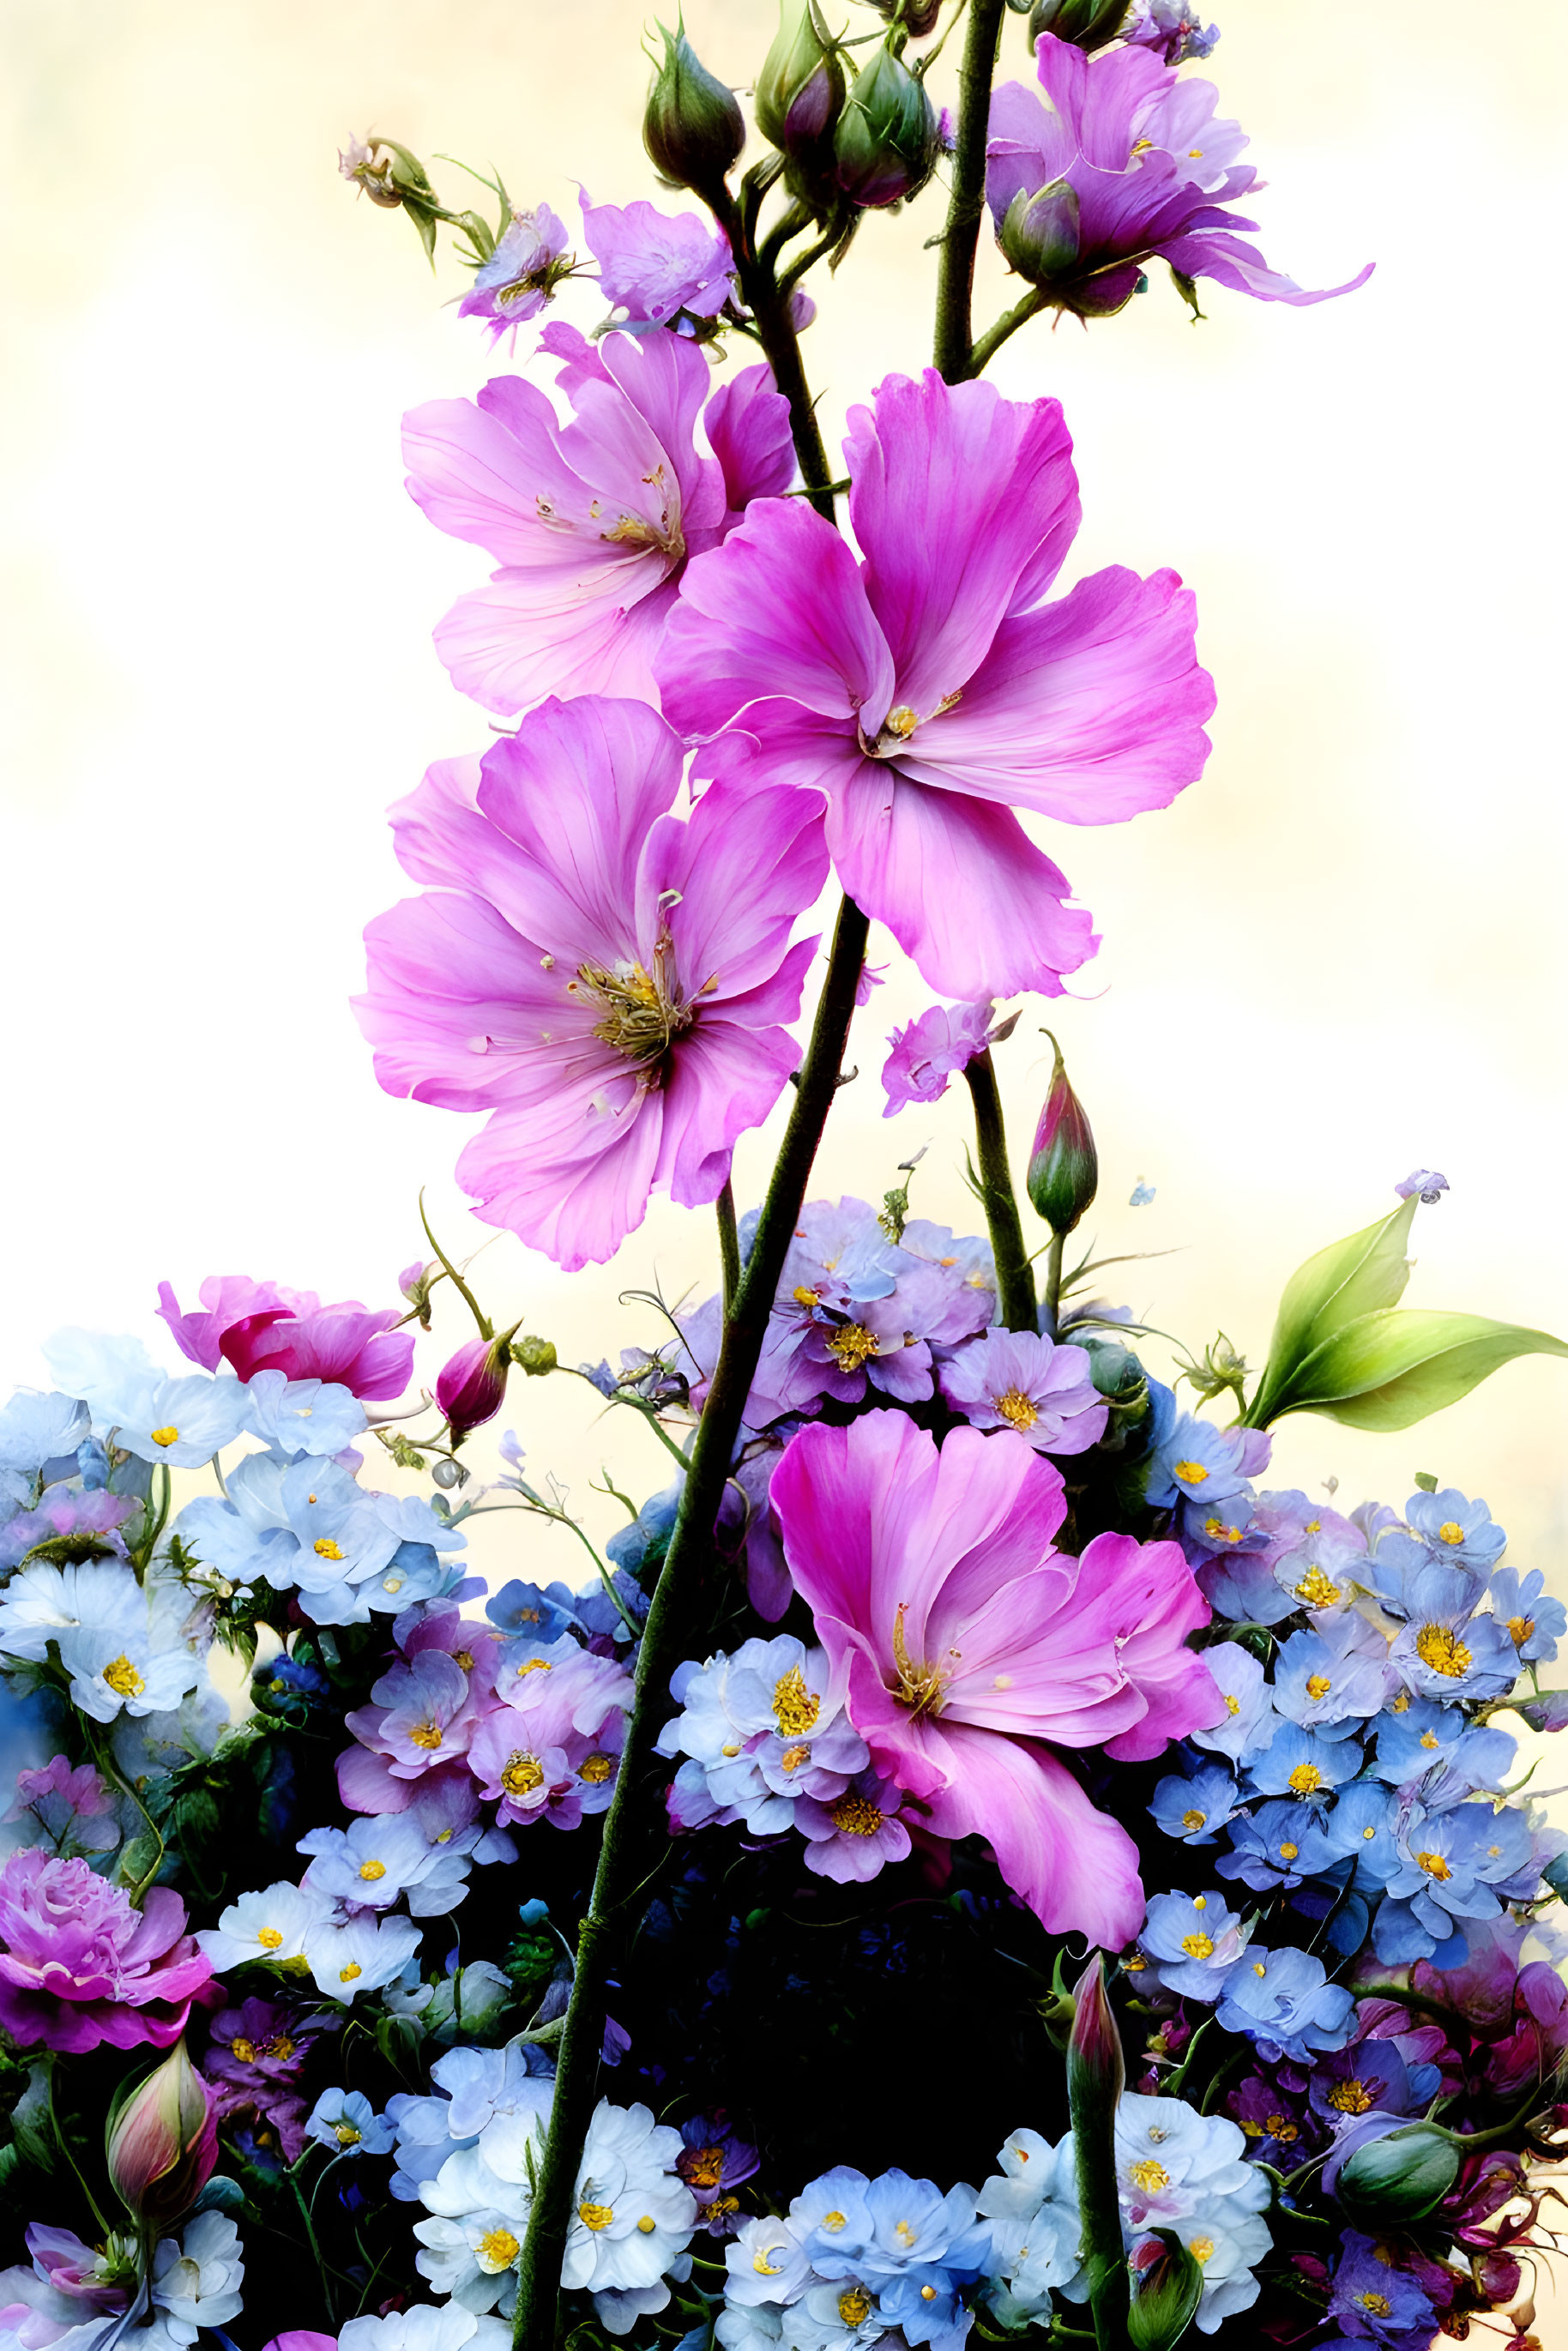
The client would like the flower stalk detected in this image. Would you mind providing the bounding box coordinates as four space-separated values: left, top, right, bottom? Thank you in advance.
933 0 1008 383
963 1050 1038 1332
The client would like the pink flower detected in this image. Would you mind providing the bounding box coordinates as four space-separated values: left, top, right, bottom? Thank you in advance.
938 1329 1108 1454
881 998 1005 1115
156 1275 413 1403
468 1644 634 1828
0 1849 214 2055
356 696 828 1272
581 195 736 329
401 324 793 717
659 367 1214 999
769 1413 1217 1944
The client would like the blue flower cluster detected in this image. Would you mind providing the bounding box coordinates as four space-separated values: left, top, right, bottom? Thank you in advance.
720 2167 991 2351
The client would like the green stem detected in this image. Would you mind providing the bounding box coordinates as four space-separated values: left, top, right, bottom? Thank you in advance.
932 0 1006 383
510 900 870 2351
963 1050 1037 1331
418 1188 492 1338
711 189 836 518
1042 1232 1065 1341
968 286 1047 378
716 1180 741 1317
1074 2107 1129 2351
290 2170 335 2324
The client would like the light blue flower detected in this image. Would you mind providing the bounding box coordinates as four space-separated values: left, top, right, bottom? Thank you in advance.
1215 1799 1317 1893
242 1370 367 1456
1215 1943 1355 2062
43 1330 250 1467
1143 1410 1254 1510
1404 1486 1506 1570
307 2087 396 2157
1387 1567 1520 1702
1272 1613 1391 1735
1244 1721 1363 1804
1149 1758 1240 1846
1137 1889 1250 1999
1487 1565 1567 1666
0 1390 91 1504
1188 1642 1277 1767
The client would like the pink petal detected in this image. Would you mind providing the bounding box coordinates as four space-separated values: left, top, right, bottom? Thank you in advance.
654 1016 805 1209
921 1727 1147 1945
433 570 672 716
647 779 828 1000
703 363 796 513
456 1087 665 1272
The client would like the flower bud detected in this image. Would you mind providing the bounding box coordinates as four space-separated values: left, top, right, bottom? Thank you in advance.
1026 0 1132 51
864 0 942 35
510 1335 558 1377
1027 1033 1098 1237
1336 2121 1460 2224
1067 1953 1125 2116
436 1332 514 1444
757 0 847 166
106 2041 217 2231
1127 2231 1204 2351
398 1258 437 1329
834 39 940 209
642 22 746 206
998 181 1081 285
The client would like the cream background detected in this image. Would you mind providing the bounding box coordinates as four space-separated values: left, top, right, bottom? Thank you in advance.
2 0 1567 2315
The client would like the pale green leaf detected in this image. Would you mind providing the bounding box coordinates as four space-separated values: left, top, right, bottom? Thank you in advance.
1262 1308 1568 1432
1245 1194 1418 1426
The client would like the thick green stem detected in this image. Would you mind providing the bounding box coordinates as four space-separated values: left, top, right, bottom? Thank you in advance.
963 1050 1036 1332
932 0 1006 383
1041 1230 1065 1341
716 1180 740 1317
713 186 836 519
510 900 870 2351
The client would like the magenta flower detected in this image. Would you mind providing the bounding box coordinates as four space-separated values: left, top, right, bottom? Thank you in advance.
658 368 1213 998
938 1329 1108 1455
402 324 793 717
0 1850 214 2055
356 696 828 1271
986 36 1372 318
881 999 1004 1115
156 1274 413 1403
582 195 736 330
770 1413 1218 1944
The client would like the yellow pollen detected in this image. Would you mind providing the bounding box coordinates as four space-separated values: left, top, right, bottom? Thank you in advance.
1437 1522 1466 1545
793 1287 820 1308
359 1860 386 1881
884 705 919 739
1390 1688 1410 1712
435 1829 452 1843
685 2148 725 2190
256 1927 284 1950
1124 1954 1148 1971
636 2216 656 2235
579 2203 614 2233
780 1743 811 1773
830 1793 884 1837
895 2222 916 2246
1288 1764 1323 1795
502 1751 545 1798
268 2034 294 2061
838 2290 872 2327
103 1654 145 1698
1127 2161 1170 2194
921 2288 938 2302
1330 2079 1373 2114
1189 2238 1215 2266
1266 2117 1298 2143
1295 1567 1339 1608
579 1752 614 1784
825 1322 879 1372
1180 1932 1214 1959
699 2197 739 2223
773 1665 821 1736
993 1388 1039 1432
453 1650 474 1672
313 1538 344 1560
1253 1961 1267 1976
230 2036 258 2063
1420 1731 1440 1750
721 1743 742 1758
339 1962 362 1982
408 1721 444 1751
1131 135 1155 153
334 2123 362 2146
1306 1674 1332 1700
1181 1809 1206 1832
1357 2294 1392 2319
1418 1850 1451 1880
515 1658 552 1678
1278 1843 1299 1861
1363 1826 1377 1840
1224 1693 1241 1715
1173 1460 1208 1486
576 948 693 1066
149 1426 179 1448
822 2211 847 2233
753 2246 786 2276
890 1601 951 1722
1192 1896 1207 1908
307 1493 317 1504
479 2229 520 2271
1509 1616 1535 1648
1204 1518 1241 1544
1416 1624 1472 1678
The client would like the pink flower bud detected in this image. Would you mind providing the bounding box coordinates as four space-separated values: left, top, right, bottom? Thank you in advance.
1066 1953 1125 2113
1027 1033 1098 1238
436 1335 511 1444
105 2039 217 2230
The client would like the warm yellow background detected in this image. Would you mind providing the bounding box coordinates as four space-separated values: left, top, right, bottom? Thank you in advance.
2 0 1566 2323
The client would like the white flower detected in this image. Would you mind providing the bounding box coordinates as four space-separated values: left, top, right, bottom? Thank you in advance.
148 2212 245 2344
0 1558 143 1665
724 2215 813 2308
0 1389 90 1500
56 1576 207 1722
196 1879 331 1971
242 1369 368 1456
44 1331 250 1467
338 2309 511 2351
564 2099 698 2303
111 1686 227 1781
718 2306 787 2351
178 1454 400 1594
978 2129 1084 2322
305 1906 423 2001
413 2206 528 2314
1179 2192 1271 2334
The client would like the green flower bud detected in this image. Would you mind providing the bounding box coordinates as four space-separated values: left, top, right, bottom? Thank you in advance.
643 22 746 205
1026 1032 1098 1237
834 38 940 209
1127 2231 1204 2351
1026 0 1132 51
510 1335 558 1376
1067 1953 1125 2114
1336 2123 1461 2224
998 180 1081 285
757 0 846 160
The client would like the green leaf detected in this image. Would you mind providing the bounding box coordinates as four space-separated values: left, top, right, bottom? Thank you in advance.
1259 1308 1568 1432
1126 2230 1204 2351
1245 1195 1419 1426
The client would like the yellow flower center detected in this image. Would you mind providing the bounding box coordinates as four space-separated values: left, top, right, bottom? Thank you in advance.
1127 2161 1170 2194
1306 1674 1332 1700
515 1658 552 1678
822 2211 847 2233
884 705 919 739
103 1655 145 1697
993 1388 1039 1432
1295 1567 1339 1608
1204 1518 1241 1544
1357 2294 1392 2318
335 2123 362 2146
825 1322 879 1372
1418 1850 1451 1880
1329 2079 1373 2114
1416 1624 1472 1678
829 1794 885 1837
1508 1616 1535 1648
256 1927 284 1950
837 2290 872 2326
578 1751 614 1784
773 1664 822 1734
780 1743 811 1773
1180 1932 1214 1959
1189 2239 1215 2266
230 2036 258 2063
1181 1809 1206 1832
149 1426 179 1448
1288 1763 1323 1795
1390 1688 1410 1712
573 941 693 1068
479 2229 520 2272
453 1650 474 1671
793 1286 820 1308
339 1962 362 1982
408 1721 445 1750
359 1860 386 1881
685 2147 726 2190
1437 1522 1465 1546
578 2202 614 2232
314 1538 345 1560
895 2222 916 2246
1224 1693 1240 1716
890 1602 951 1721
503 1751 545 1798
268 2034 294 2061
1420 1730 1440 1750
636 2216 656 2235
1277 1844 1298 1861
1173 1460 1207 1486
1266 2116 1298 2143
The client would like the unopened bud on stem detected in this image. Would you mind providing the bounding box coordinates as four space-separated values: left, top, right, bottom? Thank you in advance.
643 22 746 205
757 0 847 168
834 38 940 209
1026 0 1132 50
106 2041 217 2232
437 1323 522 1445
999 181 1082 283
1027 1032 1098 1237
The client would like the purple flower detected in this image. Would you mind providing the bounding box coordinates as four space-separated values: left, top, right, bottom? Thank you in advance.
677 2113 760 2235
157 1274 413 1402
357 696 827 1272
582 195 736 330
659 367 1213 999
795 1768 913 1884
1308 2036 1439 2126
1121 1 1220 63
986 36 1372 318
0 1485 137 1574
206 1995 333 2089
1395 1167 1449 1203
402 324 792 716
0 1849 214 2055
1327 2232 1437 2347
458 203 573 344
938 1329 1108 1455
881 999 1004 1114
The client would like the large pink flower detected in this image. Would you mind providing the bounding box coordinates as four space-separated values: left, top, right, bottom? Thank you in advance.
157 1275 413 1402
356 695 828 1271
403 323 793 716
0 1850 215 2056
657 368 1214 999
769 1412 1219 1946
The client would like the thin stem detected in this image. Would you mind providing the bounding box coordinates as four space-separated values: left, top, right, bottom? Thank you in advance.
290 2170 335 2324
963 1050 1036 1332
968 286 1047 378
510 900 869 2351
716 1181 740 1317
711 188 836 517
418 1188 492 1338
1042 1232 1065 1341
932 0 1006 383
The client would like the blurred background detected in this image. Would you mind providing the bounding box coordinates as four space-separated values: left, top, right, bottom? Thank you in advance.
2 0 1567 2319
